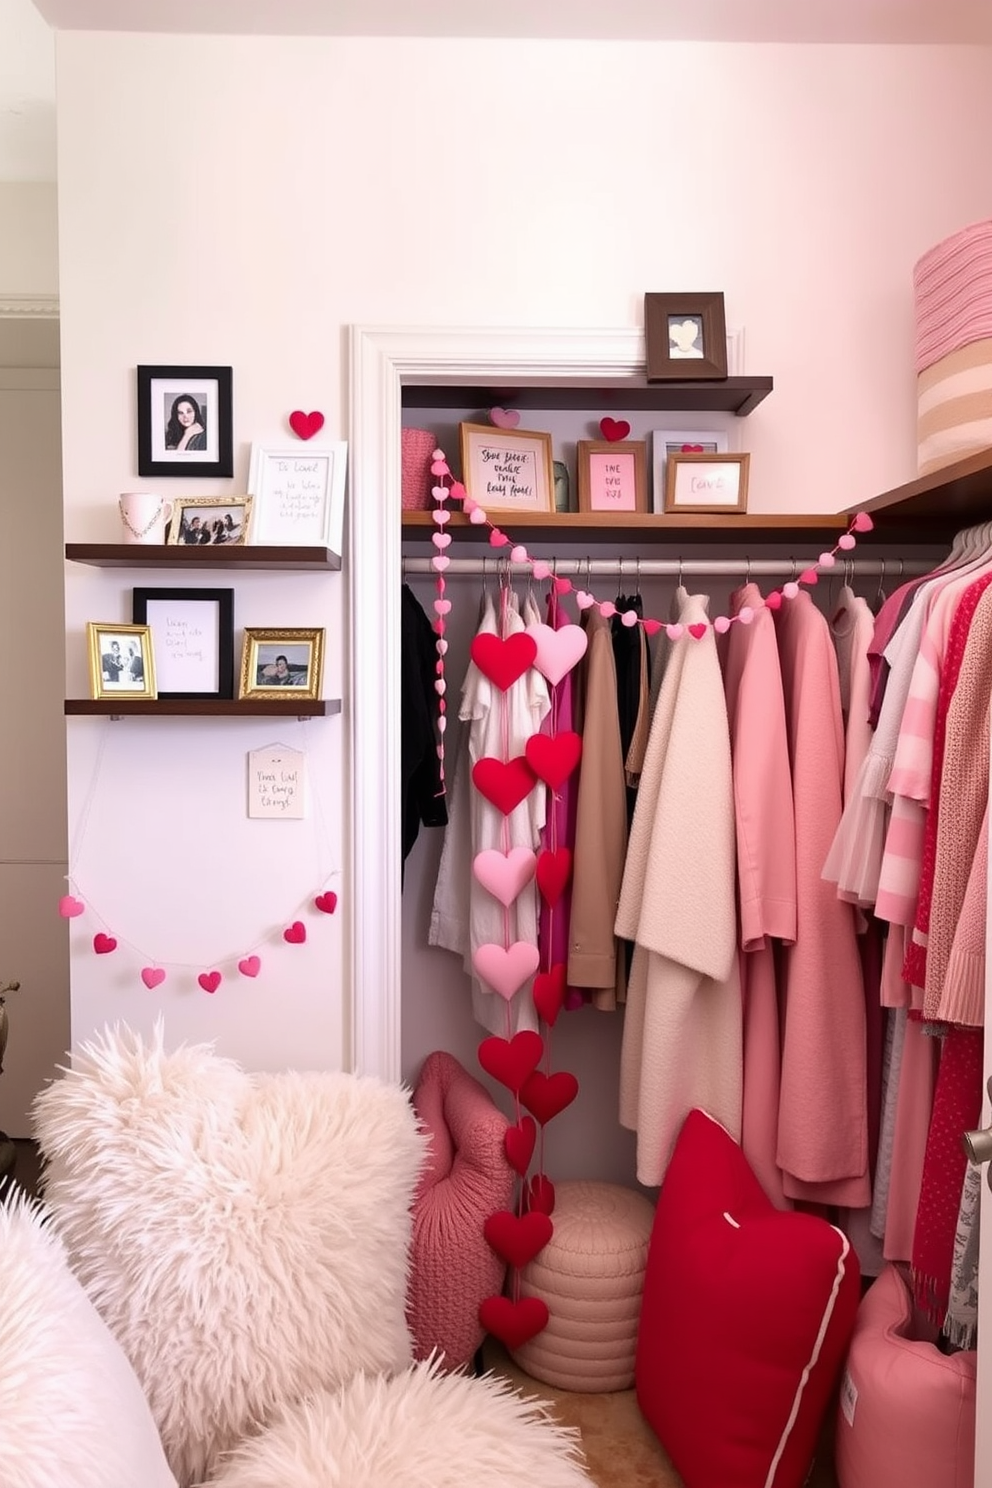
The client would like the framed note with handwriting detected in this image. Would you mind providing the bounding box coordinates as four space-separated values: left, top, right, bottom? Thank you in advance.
247 443 347 552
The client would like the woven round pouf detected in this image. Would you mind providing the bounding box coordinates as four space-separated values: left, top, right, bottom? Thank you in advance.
510 1179 655 1392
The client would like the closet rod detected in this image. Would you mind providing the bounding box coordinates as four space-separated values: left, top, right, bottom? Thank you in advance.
402 557 932 579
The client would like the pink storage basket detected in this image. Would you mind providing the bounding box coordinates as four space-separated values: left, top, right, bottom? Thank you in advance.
402 428 437 511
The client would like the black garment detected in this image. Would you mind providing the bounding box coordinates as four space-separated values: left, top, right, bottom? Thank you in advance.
401 585 448 877
611 591 649 814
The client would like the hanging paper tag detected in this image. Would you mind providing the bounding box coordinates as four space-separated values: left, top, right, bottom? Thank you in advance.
248 745 306 819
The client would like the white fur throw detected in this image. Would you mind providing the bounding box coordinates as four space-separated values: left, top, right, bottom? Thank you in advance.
208 1355 592 1487
32 1022 427 1488
0 1192 178 1488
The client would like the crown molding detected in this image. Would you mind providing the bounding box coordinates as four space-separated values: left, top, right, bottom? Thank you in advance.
0 294 60 319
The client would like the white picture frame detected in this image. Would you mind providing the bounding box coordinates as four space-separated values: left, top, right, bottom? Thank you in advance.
247 442 347 552
650 428 730 514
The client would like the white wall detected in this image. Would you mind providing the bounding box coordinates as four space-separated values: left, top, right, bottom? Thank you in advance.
0 183 58 299
54 32 992 1075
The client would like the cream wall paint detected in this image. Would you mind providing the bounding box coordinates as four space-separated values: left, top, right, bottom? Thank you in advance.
54 32 992 1069
0 183 58 298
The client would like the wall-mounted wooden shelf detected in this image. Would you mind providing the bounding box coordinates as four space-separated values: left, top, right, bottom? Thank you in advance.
403 510 848 544
847 447 992 540
401 375 773 417
65 544 341 571
64 699 341 718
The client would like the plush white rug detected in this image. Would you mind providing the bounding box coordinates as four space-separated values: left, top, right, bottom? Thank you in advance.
207 1355 592 1487
33 1022 427 1488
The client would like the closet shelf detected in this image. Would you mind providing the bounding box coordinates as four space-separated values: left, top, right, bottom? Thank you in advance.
401 376 773 417
402 511 848 544
65 544 341 571
64 699 341 718
847 446 992 540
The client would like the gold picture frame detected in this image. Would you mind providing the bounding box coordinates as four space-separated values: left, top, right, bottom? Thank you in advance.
458 422 555 513
238 627 324 701
87 622 157 700
167 494 254 546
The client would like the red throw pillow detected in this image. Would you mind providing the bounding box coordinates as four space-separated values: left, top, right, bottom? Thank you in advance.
636 1109 861 1488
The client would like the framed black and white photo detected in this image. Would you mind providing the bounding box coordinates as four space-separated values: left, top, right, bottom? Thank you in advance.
131 587 234 700
247 443 347 552
136 364 234 478
86 622 157 700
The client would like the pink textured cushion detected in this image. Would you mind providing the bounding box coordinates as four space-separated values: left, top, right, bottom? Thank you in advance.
835 1264 975 1488
408 1051 515 1371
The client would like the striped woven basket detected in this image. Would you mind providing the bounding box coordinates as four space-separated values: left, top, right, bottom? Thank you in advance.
914 220 992 475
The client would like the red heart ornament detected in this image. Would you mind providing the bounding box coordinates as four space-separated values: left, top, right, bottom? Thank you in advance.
314 892 338 914
600 417 631 442
643 619 663 637
688 623 708 640
470 632 537 691
681 442 704 452
527 1173 557 1215
489 529 510 548
535 848 572 906
484 1210 554 1269
478 1030 544 1094
504 1116 537 1175
472 756 536 815
238 955 261 978
140 966 165 989
93 933 117 955
533 963 567 1026
765 590 783 611
283 921 306 944
288 409 325 440
800 568 819 586
524 731 582 791
521 1069 579 1125
58 894 85 919
198 971 221 993
479 1295 549 1350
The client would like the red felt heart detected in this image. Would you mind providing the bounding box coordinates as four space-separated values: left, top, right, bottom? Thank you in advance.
283 920 306 944
527 1173 557 1215
688 623 708 640
800 568 819 586
504 1116 537 1176
521 1069 579 1125
58 894 85 919
600 417 631 442
533 963 567 1026
478 1030 544 1094
288 409 325 440
198 971 221 993
314 892 338 914
536 848 572 906
484 1209 554 1269
489 529 510 547
470 632 537 691
479 1295 549 1351
524 731 582 790
681 442 704 452
765 590 783 611
93 933 117 955
472 756 536 815
643 619 663 637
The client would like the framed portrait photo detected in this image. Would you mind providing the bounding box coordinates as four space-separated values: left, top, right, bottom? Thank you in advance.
644 293 728 381
86 622 157 701
458 422 554 514
166 494 253 547
664 452 750 515
247 442 347 552
131 586 234 700
650 429 730 513
136 364 234 478
576 440 648 515
239 627 324 702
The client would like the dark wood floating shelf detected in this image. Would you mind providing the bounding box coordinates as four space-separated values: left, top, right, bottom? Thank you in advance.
65 699 341 718
848 446 992 540
65 543 341 571
403 510 847 544
401 375 773 417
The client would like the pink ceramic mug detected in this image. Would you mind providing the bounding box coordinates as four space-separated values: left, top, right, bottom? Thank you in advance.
118 492 174 544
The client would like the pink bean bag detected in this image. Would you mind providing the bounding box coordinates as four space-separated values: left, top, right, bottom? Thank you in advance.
408 1050 515 1371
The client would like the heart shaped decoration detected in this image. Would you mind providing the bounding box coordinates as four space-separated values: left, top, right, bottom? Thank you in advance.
852 511 874 533
765 590 783 610
141 966 166 989
93 933 117 955
600 417 631 442
524 730 582 791
473 940 540 1002
288 410 325 441
198 971 221 994
470 632 537 691
489 528 509 547
478 1029 545 1093
449 481 466 502
533 963 567 1026
520 1069 579 1125
472 756 536 815
238 955 262 978
681 442 704 452
536 848 572 907
58 894 85 919
527 1173 557 1215
688 623 708 640
490 407 521 429
525 623 589 687
800 568 819 586
504 1115 537 1175
314 891 338 914
479 1295 549 1350
532 560 551 581
473 847 537 907
575 590 595 611
284 921 306 944
484 1210 554 1269
643 619 663 637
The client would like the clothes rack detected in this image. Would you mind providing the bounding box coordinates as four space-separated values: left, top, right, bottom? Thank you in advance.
401 557 932 579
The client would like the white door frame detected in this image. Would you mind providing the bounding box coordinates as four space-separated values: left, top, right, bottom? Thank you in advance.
347 324 642 1082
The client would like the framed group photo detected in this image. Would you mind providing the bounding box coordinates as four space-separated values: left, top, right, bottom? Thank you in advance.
459 422 555 514
167 495 253 547
86 622 157 700
136 364 234 479
239 627 325 702
131 586 234 700
247 443 348 552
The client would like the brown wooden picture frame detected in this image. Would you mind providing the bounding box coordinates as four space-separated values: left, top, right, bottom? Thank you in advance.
576 440 648 515
458 422 555 513
664 452 750 514
644 292 728 381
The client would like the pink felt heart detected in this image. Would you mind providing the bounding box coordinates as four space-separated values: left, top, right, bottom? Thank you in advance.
198 971 221 993
490 406 521 429
554 576 572 595
643 619 663 637
141 966 165 989
520 1069 579 1125
93 933 117 955
470 507 487 525
851 511 874 532
800 568 819 586
666 623 684 641
533 963 567 1026
838 533 856 550
473 847 537 907
433 599 451 616
621 609 638 628
688 622 708 640
600 417 631 442
575 590 595 611
238 955 261 978
479 1295 549 1350
738 606 755 625
504 1116 537 1176
449 480 466 502
470 632 537 691
524 730 582 790
532 560 551 581
510 544 528 564
783 582 800 600
472 756 536 815
536 847 572 907
489 528 509 547
59 893 85 919
764 590 783 610
315 891 338 914
472 940 541 1001
478 1030 545 1093
714 615 732 634
432 507 450 525
484 1210 554 1269
431 556 450 573
432 531 451 549
527 1173 556 1216
818 551 836 568
599 601 616 618
430 461 449 477
525 622 589 686
288 410 325 441
284 920 306 944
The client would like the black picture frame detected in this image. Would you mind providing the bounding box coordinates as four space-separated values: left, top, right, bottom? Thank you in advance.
131 586 234 700
644 293 728 381
136 364 234 478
